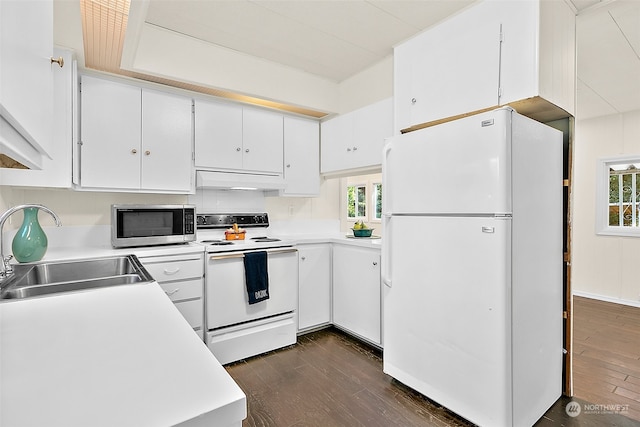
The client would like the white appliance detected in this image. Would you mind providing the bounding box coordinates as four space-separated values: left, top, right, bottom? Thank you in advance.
381 107 563 427
197 213 298 365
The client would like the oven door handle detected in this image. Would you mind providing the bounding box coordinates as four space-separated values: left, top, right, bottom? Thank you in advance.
209 247 298 261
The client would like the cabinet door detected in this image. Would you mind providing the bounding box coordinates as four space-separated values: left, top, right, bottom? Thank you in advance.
0 0 54 166
80 76 141 189
298 245 331 331
283 116 320 196
142 90 193 192
332 245 381 345
394 1 501 131
194 99 242 170
352 98 393 168
1 48 74 187
242 107 283 174
320 113 353 174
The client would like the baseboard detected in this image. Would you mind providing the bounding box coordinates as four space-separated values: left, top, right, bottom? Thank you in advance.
572 290 640 309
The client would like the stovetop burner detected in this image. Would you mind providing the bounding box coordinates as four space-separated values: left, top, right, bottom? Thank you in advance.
200 240 234 246
251 237 281 242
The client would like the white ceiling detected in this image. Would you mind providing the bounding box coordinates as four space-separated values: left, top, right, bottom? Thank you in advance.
59 0 640 121
143 0 477 82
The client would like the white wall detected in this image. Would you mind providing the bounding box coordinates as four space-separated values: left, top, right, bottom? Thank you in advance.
572 109 640 306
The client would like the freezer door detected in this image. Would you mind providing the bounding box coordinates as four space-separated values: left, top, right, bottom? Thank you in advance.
383 215 512 427
383 108 511 215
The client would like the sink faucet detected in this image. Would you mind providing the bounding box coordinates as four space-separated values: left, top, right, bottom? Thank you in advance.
0 204 62 283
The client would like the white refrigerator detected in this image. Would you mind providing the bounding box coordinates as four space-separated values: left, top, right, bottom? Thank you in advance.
382 107 563 427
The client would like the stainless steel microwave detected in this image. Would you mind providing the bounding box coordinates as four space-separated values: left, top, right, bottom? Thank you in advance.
111 204 196 248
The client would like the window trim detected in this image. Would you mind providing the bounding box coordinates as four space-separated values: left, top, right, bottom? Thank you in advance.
347 183 368 220
596 155 640 237
342 173 382 228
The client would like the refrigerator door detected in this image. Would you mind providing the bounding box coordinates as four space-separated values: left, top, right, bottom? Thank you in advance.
383 215 512 427
383 108 512 216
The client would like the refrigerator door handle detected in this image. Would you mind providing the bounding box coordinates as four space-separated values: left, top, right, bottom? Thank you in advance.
381 214 392 288
382 140 393 216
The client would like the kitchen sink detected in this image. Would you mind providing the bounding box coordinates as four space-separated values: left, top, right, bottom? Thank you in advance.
0 255 154 300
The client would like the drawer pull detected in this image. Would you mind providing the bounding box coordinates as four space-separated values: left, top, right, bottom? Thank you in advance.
163 267 181 275
165 288 180 296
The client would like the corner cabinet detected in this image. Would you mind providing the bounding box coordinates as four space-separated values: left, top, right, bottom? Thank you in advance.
298 244 331 332
332 245 381 346
321 98 392 176
138 253 205 340
79 75 193 193
0 48 75 187
0 0 57 169
394 0 575 132
282 116 320 196
194 99 284 175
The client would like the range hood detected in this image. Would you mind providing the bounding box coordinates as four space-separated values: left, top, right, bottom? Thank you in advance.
196 170 286 191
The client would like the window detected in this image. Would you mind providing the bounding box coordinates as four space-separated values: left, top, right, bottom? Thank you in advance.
596 156 640 236
373 182 383 220
342 173 382 227
347 185 367 219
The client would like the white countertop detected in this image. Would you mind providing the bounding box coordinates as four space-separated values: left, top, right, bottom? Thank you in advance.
0 283 246 427
14 231 380 264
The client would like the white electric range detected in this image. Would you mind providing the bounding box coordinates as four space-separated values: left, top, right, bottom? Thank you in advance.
197 213 298 364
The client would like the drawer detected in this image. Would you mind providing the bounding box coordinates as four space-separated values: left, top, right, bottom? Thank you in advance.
174 299 203 329
159 278 203 302
142 257 203 283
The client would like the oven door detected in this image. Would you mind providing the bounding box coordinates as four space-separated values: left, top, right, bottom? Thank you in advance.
206 247 298 329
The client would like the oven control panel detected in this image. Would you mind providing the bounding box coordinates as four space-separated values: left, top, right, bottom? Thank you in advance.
197 213 270 229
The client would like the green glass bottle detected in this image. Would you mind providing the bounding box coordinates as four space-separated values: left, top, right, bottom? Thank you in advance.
12 207 48 263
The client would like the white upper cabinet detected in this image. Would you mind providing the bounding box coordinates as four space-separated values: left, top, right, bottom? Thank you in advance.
0 0 57 169
79 75 193 193
80 76 141 189
282 116 320 196
321 97 393 176
394 0 575 133
141 90 193 192
242 107 283 174
195 99 284 175
1 48 75 187
194 100 243 170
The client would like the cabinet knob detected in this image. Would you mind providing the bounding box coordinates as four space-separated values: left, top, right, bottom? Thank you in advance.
411 98 417 104
373 261 378 266
236 147 241 152
346 148 352 152
301 256 306 261
353 147 358 151
165 288 180 296
131 149 137 154
286 164 291 168
245 149 250 153
145 150 151 156
50 56 64 68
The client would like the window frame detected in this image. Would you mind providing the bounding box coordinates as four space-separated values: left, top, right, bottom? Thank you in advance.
596 155 640 237
347 183 368 220
342 173 382 227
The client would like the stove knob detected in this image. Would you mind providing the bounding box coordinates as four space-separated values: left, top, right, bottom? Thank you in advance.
196 216 206 225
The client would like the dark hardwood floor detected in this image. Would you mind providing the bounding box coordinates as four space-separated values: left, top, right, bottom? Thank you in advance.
225 298 640 427
573 296 640 422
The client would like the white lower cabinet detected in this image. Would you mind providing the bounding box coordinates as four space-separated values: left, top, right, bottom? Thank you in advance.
297 244 331 332
332 245 381 346
138 253 204 339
